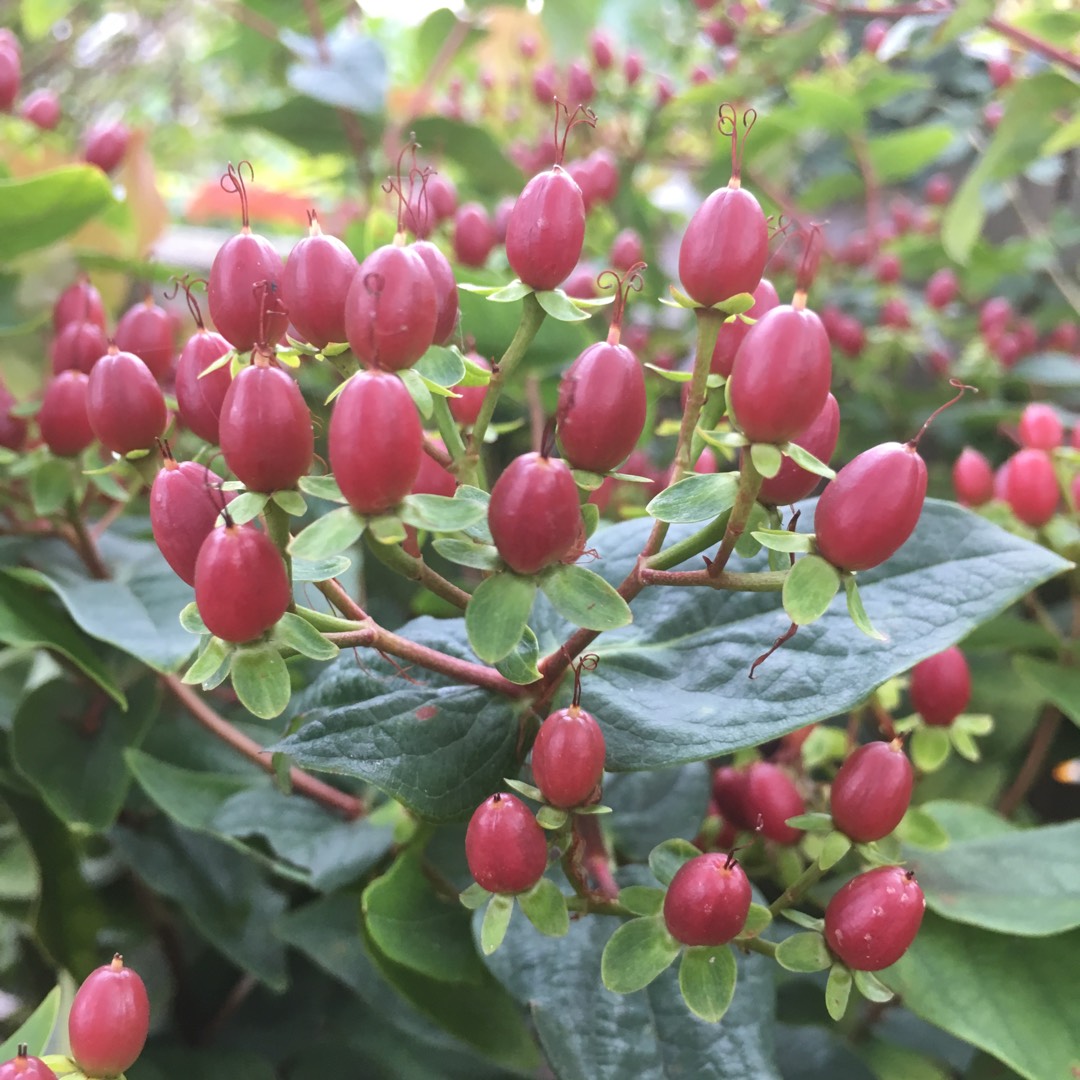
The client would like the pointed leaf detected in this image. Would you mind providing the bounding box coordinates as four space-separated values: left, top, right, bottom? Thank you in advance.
535 289 592 322
539 564 632 631
775 931 832 973
517 877 569 938
179 602 208 635
182 636 231 686
750 443 783 479
459 882 491 910
853 969 895 1003
844 576 887 640
274 612 339 661
646 472 739 523
480 893 514 955
494 625 542 685
783 554 841 625
825 963 853 1021
485 280 534 302
432 538 501 571
601 916 681 993
290 506 365 560
678 944 737 1022
231 645 291 720
399 365 434 418
465 572 537 664
783 440 836 480
752 529 813 554
911 725 951 773
226 491 270 525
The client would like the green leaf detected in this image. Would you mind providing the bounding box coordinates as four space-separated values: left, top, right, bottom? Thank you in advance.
646 472 738 523
883 914 1080 1080
852 969 895 1004
399 365 434 417
292 554 352 582
648 838 700 887
535 805 568 830
30 458 75 516
0 986 62 1060
783 554 841 626
415 344 467 388
785 812 835 833
606 764 712 862
399 494 487 532
12 679 156 830
783 439 836 480
0 166 116 260
911 725 951 773
844 576 887 640
182 636 230 685
1014 655 1080 729
775 931 832 973
367 514 407 545
601 916 681 994
752 529 813 554
298 474 347 503
817 831 852 871
825 963 853 1021
274 612 339 661
480 893 514 955
231 646 292 720
272 489 307 516
362 851 488 982
290 506 365 560
225 97 381 157
895 807 949 850
227 491 270 525
743 904 773 939
539 564 633 632
535 289 593 322
678 945 737 1022
459 882 490 910
0 570 126 705
286 25 386 114
432 538 501 571
618 886 665 917
409 116 520 195
493 625 542 685
865 125 952 183
465 572 536 663
517 877 569 937
179 601 207 635
750 443 783 479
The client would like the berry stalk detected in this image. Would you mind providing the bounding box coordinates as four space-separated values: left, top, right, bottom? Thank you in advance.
431 394 469 471
263 498 293 586
363 531 471 609
708 454 764 575
768 859 827 917
673 309 724 482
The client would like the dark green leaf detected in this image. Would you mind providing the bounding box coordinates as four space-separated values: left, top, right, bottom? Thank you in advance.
290 506 365 561
0 166 116 260
601 916 681 993
775 931 832 973
678 945 737 1022
646 472 738 523
465 572 536 663
606 765 711 862
410 116 520 195
517 877 569 937
783 554 841 625
538 564 632 631
1014 655 1080 729
224 97 381 156
231 645 292 720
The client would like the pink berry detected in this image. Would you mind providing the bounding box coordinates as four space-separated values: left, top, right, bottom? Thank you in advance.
1017 403 1063 450
743 762 804 845
924 172 952 205
453 202 497 268
758 392 840 506
910 646 971 727
824 866 925 971
925 268 958 309
38 372 95 457
831 741 913 843
465 793 548 894
862 18 888 55
20 87 60 130
86 349 168 455
68 955 150 1078
951 447 994 506
282 216 359 350
82 120 130 174
531 705 606 808
1004 448 1059 526
710 278 780 377
663 852 752 946
505 166 586 291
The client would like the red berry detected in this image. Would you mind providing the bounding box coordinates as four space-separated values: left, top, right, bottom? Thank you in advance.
53 277 106 333
1046 321 1078 353
489 453 582 575
624 52 643 85
705 18 735 47
194 523 291 642
345 244 438 370
910 646 971 727
329 371 423 515
979 296 1012 337
0 1048 57 1080
833 314 866 358
150 459 229 586
1004 447 1059 527
282 218 359 349
532 63 557 107
0 45 20 112
531 705 606 808
412 240 459 346
208 230 289 352
115 295 176 380
449 354 490 427
862 18 888 55
924 172 952 205
925 268 958 309
218 363 313 492
590 29 614 70
174 327 233 444
951 447 994 507
984 101 1004 128
744 762 804 845
987 57 1012 89
465 793 548 894
567 60 596 107
710 278 779 377
679 186 768 308
411 445 456 498
68 954 150 1078
1017 403 1063 450
758 393 840 507
453 202 497 268
825 866 924 971
874 253 902 284
831 741 913 843
50 319 108 375
610 228 645 273
815 442 927 572
19 87 60 130
556 341 647 473
663 852 752 946
505 167 587 292
880 297 910 329
712 765 753 830
86 349 168 455
38 372 95 457
729 304 832 445
82 120 130 174
0 378 28 452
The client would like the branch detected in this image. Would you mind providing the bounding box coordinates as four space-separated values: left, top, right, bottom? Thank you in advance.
164 675 365 820
997 704 1063 817
987 16 1080 74
639 566 787 591
363 533 471 609
708 455 763 576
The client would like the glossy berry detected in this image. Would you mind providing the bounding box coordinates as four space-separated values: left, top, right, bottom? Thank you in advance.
82 120 130 174
531 705 606 808
505 166 586 291
208 231 288 352
815 442 927 572
925 268 958 309
1017 403 1063 451
20 87 60 130
86 349 168 455
556 341 647 473
710 278 780 377
329 371 423 515
345 243 438 370
282 216 359 349
449 354 490 427
53 277 106 333
831 741 914 843
951 447 994 507
744 762 804 845
412 240 459 346
758 392 839 507
150 459 229 586
0 45 20 112
0 378 28 451
465 793 548 894
51 319 108 375
1003 448 1059 527
712 766 752 830
194 522 291 642
679 186 768 307
38 372 95 457
0 1046 57 1080
663 853 752 946
453 202 497 268
68 954 150 1078
910 646 971 727
824 866 925 971
115 295 176 380
174 327 233 444
729 304 832 444
218 363 313 492
488 452 582 575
